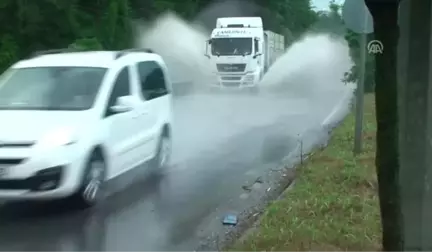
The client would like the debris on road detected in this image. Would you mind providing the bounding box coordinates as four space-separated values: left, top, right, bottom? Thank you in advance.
223 214 238 226
254 176 263 183
242 176 264 192
241 185 252 192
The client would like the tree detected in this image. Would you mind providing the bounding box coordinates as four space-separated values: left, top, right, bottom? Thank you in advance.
69 38 104 50
364 0 403 250
338 0 375 93
310 0 345 36
343 30 375 92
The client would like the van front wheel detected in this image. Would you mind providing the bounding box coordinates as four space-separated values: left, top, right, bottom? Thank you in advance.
71 152 106 208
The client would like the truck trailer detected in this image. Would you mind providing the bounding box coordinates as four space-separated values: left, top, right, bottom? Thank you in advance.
204 17 285 90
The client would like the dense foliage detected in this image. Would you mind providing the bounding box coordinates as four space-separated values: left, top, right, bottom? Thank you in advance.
0 0 320 72
344 31 376 92
0 0 368 93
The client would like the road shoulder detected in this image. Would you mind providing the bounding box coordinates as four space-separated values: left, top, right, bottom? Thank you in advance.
228 94 380 251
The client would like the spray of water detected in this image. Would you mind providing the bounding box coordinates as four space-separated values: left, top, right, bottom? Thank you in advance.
260 33 354 104
134 13 353 99
134 12 214 93
132 10 355 162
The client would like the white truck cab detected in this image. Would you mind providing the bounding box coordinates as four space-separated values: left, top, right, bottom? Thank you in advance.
205 17 285 91
205 17 264 89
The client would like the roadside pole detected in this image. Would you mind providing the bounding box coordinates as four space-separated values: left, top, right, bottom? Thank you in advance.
353 32 367 154
341 0 374 155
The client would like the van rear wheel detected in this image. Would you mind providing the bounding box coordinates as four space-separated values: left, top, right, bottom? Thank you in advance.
151 130 171 172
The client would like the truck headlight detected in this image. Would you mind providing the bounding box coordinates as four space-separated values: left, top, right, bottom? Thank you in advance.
244 75 254 81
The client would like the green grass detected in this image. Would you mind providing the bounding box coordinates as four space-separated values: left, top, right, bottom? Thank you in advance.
231 95 381 251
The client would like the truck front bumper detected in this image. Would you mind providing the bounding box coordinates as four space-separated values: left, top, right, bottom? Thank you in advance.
211 73 257 88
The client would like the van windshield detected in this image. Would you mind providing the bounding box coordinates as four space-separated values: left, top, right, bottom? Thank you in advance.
211 38 252 56
0 66 106 110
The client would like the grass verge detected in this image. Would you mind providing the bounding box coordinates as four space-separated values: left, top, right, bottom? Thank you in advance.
230 94 381 251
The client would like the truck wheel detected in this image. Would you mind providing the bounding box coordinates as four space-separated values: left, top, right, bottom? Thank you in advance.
249 85 260 95
205 85 217 94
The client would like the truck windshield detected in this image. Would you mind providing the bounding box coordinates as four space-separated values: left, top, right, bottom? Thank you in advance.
0 66 106 111
211 38 252 56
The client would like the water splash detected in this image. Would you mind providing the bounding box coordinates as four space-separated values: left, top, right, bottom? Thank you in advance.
134 12 213 93
132 11 356 163
261 33 354 101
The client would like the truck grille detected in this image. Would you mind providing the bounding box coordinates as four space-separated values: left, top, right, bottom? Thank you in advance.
221 76 242 80
222 82 241 87
216 64 246 72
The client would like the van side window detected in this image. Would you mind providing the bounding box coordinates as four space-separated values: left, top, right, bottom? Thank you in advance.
104 67 131 117
137 61 168 100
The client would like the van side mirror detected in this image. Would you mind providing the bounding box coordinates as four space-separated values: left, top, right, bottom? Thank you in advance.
110 96 136 113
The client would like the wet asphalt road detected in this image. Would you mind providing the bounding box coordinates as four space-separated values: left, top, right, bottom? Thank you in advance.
0 92 339 251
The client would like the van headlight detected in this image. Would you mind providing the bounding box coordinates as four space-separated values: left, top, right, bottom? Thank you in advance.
37 127 77 149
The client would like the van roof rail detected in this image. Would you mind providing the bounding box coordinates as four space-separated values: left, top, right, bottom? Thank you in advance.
29 48 83 58
115 48 154 59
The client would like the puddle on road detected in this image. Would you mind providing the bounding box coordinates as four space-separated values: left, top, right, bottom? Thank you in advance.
260 134 297 163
